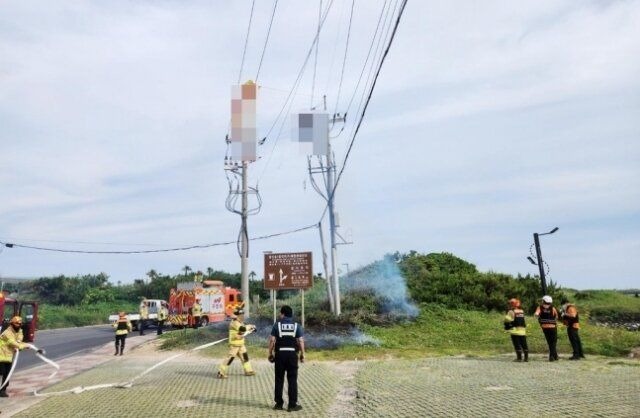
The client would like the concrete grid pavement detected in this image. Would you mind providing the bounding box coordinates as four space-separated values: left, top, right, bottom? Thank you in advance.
2 339 640 417
0 333 157 416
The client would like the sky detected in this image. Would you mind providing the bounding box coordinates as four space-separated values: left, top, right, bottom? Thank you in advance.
0 0 639 290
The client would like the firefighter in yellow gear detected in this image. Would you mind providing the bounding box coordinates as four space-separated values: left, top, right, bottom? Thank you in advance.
112 312 132 355
0 316 39 397
192 299 202 329
217 307 256 378
139 299 149 336
504 298 528 362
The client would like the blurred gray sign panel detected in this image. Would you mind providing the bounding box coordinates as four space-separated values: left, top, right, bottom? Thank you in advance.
264 252 313 290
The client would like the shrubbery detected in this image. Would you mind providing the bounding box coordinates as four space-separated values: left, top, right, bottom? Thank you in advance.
398 251 565 313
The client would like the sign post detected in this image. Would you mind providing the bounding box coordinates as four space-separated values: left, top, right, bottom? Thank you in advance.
264 252 313 326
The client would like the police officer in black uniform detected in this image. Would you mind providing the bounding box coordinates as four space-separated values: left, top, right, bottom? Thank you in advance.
268 305 305 412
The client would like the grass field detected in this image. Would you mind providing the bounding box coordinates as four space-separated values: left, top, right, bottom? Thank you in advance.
38 301 138 329
159 303 640 360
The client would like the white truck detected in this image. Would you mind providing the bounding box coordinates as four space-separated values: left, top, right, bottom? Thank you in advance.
108 299 168 331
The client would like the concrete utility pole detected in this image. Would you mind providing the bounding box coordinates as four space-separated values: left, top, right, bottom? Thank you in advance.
326 141 341 315
241 161 250 317
226 80 259 319
318 221 334 313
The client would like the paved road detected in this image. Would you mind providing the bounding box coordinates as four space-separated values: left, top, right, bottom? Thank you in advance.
17 325 151 371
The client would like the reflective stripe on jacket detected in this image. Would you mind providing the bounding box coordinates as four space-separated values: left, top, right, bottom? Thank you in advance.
275 321 298 351
535 305 558 328
113 318 132 335
0 327 25 362
504 309 526 336
229 319 246 347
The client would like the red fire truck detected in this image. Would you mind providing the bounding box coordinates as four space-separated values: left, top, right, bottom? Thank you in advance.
0 292 38 342
168 280 242 328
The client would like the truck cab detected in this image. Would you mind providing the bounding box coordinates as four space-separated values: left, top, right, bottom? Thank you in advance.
0 292 38 342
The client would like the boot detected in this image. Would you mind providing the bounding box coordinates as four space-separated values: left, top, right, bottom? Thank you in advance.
119 348 124 356
514 351 522 362
524 351 529 362
243 361 256 376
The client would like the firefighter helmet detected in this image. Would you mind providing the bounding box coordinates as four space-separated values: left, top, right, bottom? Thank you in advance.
233 308 244 316
118 311 127 318
9 316 22 325
542 295 553 304
508 298 520 308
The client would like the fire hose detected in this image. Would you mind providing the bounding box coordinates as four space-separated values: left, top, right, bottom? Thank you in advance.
0 344 60 392
33 328 255 397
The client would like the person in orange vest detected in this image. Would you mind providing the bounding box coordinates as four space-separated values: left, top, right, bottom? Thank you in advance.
504 298 528 362
112 312 132 356
0 316 41 397
534 295 559 361
561 298 585 360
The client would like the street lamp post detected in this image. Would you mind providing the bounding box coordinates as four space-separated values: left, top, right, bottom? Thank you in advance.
528 227 559 295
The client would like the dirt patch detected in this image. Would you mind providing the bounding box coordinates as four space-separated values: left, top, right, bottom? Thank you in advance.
327 361 362 418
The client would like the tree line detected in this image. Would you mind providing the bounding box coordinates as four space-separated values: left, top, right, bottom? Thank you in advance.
3 266 270 306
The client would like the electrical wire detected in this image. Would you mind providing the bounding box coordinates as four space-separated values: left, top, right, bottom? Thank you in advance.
321 0 408 219
331 0 355 123
310 0 323 108
260 0 336 145
0 224 318 255
237 0 256 84
255 0 279 82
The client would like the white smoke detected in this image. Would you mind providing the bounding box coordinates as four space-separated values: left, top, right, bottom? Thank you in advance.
342 255 419 318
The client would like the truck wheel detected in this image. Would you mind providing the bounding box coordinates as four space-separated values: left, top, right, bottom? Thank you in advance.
200 317 209 327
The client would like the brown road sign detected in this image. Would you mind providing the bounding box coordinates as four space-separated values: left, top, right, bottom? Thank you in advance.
264 252 313 290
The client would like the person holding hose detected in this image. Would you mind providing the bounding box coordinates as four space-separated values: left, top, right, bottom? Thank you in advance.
217 307 256 378
504 298 528 362
535 295 559 361
0 316 41 397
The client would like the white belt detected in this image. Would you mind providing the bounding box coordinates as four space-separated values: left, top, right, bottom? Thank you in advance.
278 347 296 351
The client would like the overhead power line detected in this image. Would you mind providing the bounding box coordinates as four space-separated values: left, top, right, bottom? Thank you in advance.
238 0 257 83
255 0 279 82
0 224 318 255
319 0 408 223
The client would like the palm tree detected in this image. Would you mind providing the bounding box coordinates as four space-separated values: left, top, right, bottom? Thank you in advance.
206 267 214 278
146 269 158 283
182 265 192 278
249 271 256 281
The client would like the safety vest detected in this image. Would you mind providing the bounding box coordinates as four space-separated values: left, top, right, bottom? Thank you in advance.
192 303 202 317
229 319 247 347
139 305 149 319
537 305 558 329
158 308 167 321
113 318 131 336
275 321 298 351
0 327 25 363
504 309 526 336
